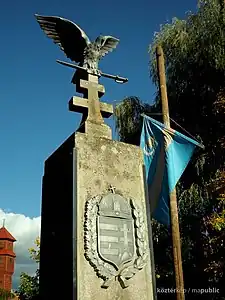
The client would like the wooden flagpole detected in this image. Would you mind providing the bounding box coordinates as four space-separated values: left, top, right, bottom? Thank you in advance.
156 45 185 300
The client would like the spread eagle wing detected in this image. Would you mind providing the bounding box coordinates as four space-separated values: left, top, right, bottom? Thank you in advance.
35 14 91 63
99 36 120 58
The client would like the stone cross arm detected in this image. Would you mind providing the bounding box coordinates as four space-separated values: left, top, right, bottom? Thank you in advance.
69 96 113 118
69 74 113 139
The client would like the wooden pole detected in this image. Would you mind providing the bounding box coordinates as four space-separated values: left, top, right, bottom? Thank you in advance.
156 45 185 300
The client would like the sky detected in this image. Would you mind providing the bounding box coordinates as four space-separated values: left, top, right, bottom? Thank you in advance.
0 0 198 289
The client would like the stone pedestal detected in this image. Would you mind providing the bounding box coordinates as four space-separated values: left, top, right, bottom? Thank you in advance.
40 132 156 300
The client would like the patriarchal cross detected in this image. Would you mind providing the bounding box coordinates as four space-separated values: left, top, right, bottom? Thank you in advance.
69 73 108 126
68 69 127 139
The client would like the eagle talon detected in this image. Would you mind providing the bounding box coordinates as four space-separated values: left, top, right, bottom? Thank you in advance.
96 70 102 77
86 69 101 77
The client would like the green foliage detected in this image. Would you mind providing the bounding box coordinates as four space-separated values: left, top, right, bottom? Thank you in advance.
114 96 160 145
18 238 40 300
150 1 225 85
115 1 225 299
149 0 225 178
0 288 14 300
18 272 39 300
28 238 40 264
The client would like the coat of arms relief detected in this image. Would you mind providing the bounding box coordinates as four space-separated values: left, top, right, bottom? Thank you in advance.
84 187 148 289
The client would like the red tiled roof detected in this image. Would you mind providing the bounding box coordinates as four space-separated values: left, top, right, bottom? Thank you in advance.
0 227 16 242
0 249 16 257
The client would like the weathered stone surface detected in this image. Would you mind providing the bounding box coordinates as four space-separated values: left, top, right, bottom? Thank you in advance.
69 73 113 137
69 96 113 118
74 133 155 299
40 132 156 300
84 120 112 139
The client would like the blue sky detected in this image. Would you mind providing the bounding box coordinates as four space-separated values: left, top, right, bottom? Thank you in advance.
0 0 198 219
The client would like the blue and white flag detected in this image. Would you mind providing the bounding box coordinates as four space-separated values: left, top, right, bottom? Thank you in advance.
140 115 203 226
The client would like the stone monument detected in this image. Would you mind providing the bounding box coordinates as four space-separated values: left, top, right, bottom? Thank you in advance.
36 14 156 300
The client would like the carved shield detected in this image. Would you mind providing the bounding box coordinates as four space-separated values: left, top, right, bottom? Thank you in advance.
97 193 135 269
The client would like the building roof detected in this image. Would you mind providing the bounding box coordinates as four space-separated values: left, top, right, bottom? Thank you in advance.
0 227 16 242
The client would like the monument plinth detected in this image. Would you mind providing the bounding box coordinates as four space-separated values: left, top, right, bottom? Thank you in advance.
36 14 156 300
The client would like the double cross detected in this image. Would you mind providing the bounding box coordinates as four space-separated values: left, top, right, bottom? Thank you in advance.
69 73 113 128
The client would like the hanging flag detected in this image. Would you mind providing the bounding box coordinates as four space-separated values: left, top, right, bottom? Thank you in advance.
140 114 203 226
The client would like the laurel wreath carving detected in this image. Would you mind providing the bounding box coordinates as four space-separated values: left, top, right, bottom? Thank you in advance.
84 195 117 285
84 195 148 289
118 198 148 288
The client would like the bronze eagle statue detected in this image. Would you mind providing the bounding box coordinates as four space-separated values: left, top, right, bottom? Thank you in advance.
35 14 119 78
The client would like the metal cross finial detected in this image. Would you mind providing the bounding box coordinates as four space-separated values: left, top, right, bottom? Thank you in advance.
109 184 116 194
2 219 5 227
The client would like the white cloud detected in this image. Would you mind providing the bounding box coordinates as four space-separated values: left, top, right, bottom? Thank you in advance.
0 209 41 289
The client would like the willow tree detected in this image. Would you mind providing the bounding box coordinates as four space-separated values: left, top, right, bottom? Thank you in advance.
115 1 225 298
149 0 225 179
115 96 156 144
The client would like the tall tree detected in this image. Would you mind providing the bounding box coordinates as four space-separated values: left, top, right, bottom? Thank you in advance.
149 0 225 179
115 1 225 299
